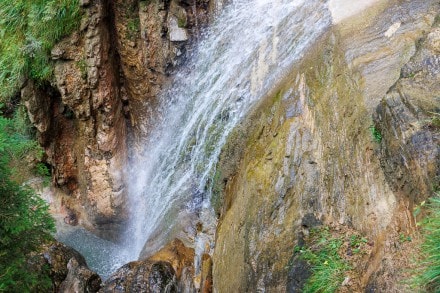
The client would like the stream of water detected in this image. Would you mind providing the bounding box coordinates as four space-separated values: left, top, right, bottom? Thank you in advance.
124 0 331 270
58 0 332 279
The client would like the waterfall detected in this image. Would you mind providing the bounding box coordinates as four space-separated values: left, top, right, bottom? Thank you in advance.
57 0 332 279
125 0 331 262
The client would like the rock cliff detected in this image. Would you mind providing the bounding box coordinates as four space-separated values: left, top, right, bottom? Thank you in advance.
21 0 440 292
212 1 439 291
23 0 215 240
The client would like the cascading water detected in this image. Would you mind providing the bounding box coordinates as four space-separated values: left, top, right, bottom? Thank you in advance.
57 0 332 279
125 0 331 265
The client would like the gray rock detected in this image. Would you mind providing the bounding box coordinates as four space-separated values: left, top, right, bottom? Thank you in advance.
28 241 101 292
100 260 178 293
168 16 188 42
287 257 312 293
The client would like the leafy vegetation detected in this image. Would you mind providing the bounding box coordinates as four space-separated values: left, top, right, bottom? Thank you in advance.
298 227 351 293
349 234 368 254
412 194 440 292
0 106 43 182
369 125 382 143
0 0 81 101
0 114 55 292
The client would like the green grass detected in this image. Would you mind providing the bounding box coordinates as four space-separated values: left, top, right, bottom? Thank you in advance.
0 0 81 101
412 194 440 292
299 228 351 293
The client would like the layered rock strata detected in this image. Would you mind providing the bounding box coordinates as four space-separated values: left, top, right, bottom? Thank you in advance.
212 2 439 291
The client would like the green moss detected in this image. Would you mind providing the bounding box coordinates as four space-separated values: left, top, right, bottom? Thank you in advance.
127 18 140 40
177 17 186 28
369 125 382 143
433 13 440 27
427 112 440 129
0 0 82 102
211 167 226 216
124 1 140 40
209 124 249 217
76 59 88 80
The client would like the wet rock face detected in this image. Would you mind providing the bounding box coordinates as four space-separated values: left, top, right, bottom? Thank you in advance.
212 1 439 292
111 0 214 136
23 0 215 240
43 242 89 288
100 261 178 293
101 238 208 292
365 21 440 291
23 0 128 240
286 257 311 293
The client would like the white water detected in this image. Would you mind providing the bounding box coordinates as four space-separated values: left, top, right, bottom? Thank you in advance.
58 0 333 279
124 0 331 262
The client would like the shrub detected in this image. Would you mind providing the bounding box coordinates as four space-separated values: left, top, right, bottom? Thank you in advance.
0 0 81 101
0 114 55 292
0 108 43 183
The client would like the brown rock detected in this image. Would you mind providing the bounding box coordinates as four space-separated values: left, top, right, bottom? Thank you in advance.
101 239 201 292
59 258 102 293
100 261 178 293
24 0 128 240
147 239 195 279
23 0 216 242
212 2 439 292
29 241 101 292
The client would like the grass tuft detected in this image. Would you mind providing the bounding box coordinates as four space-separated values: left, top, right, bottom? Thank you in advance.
0 0 81 102
299 227 351 293
412 194 440 292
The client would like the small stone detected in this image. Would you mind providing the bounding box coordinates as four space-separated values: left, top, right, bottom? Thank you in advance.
51 47 64 59
342 276 350 286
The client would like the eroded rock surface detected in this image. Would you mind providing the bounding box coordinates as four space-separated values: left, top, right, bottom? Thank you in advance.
375 25 440 203
59 258 102 293
23 0 215 240
101 239 203 292
20 0 440 292
212 1 439 292
101 261 178 293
